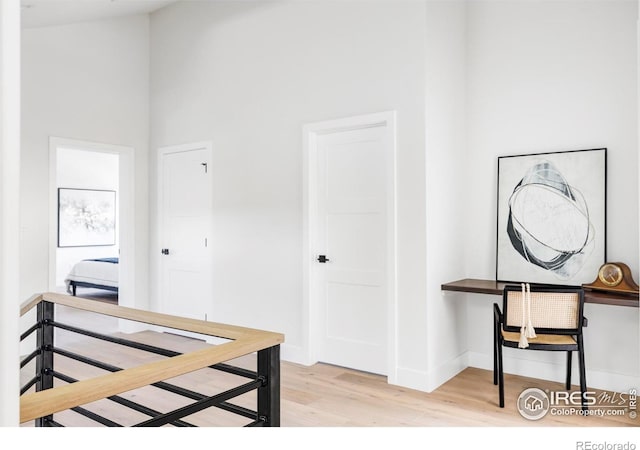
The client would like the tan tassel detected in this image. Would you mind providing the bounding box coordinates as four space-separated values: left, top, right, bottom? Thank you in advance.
518 331 528 348
525 283 537 339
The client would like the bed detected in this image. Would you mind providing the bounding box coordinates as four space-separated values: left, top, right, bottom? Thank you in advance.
65 257 119 296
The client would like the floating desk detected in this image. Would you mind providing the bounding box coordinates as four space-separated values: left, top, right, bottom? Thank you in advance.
441 278 639 308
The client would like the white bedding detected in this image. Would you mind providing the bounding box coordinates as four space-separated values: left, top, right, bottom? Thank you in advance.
65 260 119 293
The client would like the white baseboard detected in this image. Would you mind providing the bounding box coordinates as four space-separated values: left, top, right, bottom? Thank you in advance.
467 351 640 393
392 366 430 392
588 370 640 394
280 343 309 365
394 355 478 393
425 352 469 392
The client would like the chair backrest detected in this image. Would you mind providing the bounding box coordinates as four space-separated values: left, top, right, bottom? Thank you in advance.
502 284 584 335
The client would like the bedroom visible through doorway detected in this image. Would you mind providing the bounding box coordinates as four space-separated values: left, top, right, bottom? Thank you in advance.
55 147 119 303
48 137 134 310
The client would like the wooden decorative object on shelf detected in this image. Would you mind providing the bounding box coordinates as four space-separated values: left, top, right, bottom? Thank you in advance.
582 262 639 296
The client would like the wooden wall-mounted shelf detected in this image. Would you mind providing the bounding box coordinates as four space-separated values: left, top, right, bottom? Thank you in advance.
441 278 639 308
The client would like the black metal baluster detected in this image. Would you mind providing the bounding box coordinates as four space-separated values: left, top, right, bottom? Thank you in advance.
257 345 280 427
35 301 54 427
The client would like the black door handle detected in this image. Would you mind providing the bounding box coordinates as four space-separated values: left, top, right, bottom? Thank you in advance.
161 248 170 255
317 255 329 263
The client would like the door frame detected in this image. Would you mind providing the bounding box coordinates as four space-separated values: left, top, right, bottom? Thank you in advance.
156 141 213 318
48 137 135 310
302 111 397 382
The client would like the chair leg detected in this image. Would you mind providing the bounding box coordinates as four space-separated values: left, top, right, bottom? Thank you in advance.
565 351 572 390
498 342 504 408
577 335 587 412
493 321 498 385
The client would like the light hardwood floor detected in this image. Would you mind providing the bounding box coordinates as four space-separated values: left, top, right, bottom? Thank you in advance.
20 304 638 429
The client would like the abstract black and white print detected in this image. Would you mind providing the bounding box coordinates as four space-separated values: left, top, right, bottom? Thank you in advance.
497 149 606 285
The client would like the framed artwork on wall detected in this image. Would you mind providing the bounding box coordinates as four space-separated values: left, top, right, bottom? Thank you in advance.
496 148 606 286
58 188 117 247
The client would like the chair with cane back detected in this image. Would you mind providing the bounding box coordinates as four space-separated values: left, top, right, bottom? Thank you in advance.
493 284 588 410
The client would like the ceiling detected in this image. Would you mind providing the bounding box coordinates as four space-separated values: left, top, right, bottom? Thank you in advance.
21 0 178 28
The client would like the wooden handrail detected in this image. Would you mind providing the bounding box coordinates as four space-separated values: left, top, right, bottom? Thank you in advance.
22 292 282 341
20 293 43 317
19 293 285 424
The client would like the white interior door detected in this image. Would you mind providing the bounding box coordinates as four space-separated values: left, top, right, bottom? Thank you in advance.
159 142 213 323
315 125 390 375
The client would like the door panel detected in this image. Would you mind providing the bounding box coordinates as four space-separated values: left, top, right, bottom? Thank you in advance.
160 144 212 323
317 126 388 375
326 283 383 344
327 214 384 271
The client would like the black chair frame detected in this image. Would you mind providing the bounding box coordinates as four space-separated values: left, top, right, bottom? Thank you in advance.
493 284 588 410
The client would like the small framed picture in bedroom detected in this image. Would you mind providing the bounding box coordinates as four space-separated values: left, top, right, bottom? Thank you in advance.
58 188 117 247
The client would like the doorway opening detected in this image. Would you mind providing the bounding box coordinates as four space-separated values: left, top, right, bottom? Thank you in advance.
48 137 135 312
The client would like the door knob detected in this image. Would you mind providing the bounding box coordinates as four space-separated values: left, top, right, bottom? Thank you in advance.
161 248 170 255
317 255 329 263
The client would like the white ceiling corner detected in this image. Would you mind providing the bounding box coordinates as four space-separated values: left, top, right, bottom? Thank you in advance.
21 0 179 28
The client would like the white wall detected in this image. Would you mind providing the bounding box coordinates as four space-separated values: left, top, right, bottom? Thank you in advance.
21 15 150 308
55 148 119 287
149 0 638 393
464 0 639 392
424 1 468 390
149 0 429 383
0 0 21 427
